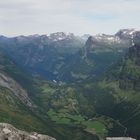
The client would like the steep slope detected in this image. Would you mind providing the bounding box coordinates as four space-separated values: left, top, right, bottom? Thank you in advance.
0 73 34 107
108 32 140 139
90 31 140 139
58 36 128 83
55 29 140 83
0 52 49 133
0 52 100 140
0 51 37 109
0 33 84 81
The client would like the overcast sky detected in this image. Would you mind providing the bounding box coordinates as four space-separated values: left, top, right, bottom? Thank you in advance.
0 0 140 36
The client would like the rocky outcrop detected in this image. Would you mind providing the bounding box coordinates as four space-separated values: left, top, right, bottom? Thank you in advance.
0 123 56 140
106 137 136 140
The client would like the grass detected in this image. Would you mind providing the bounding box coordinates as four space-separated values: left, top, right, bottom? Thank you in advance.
0 87 45 131
47 109 107 137
83 120 107 135
42 85 56 93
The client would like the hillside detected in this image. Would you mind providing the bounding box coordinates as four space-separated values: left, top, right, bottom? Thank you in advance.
0 52 99 140
0 29 140 140
91 31 140 139
109 33 140 139
0 41 126 140
36 30 140 139
57 29 138 83
0 33 84 81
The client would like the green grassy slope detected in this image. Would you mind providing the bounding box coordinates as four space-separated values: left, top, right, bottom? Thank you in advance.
33 79 126 139
0 52 100 140
91 43 140 139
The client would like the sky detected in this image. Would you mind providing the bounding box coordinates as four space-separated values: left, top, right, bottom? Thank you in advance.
0 0 140 36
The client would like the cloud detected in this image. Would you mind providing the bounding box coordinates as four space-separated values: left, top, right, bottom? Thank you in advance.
0 0 140 36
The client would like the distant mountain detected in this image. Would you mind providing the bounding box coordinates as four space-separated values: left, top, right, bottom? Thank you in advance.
59 29 138 83
0 32 85 81
85 29 140 51
81 34 91 40
0 29 139 83
107 31 140 90
115 29 138 40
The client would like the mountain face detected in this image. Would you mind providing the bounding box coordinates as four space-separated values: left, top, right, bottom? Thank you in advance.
115 29 137 40
0 52 47 134
92 33 140 139
61 29 135 83
0 32 85 81
85 29 139 50
0 51 100 140
0 52 35 107
66 33 140 139
0 72 34 107
107 31 140 90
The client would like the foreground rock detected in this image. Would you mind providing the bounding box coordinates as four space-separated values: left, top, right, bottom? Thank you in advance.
106 137 136 140
0 123 56 140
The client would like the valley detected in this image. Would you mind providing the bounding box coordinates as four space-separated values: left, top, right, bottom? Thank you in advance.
0 29 140 140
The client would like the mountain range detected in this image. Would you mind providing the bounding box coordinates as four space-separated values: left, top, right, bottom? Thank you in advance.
0 28 140 140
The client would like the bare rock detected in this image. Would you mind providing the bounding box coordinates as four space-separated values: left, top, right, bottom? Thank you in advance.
0 123 56 140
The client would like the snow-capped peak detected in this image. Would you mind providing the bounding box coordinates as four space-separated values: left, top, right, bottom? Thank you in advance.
48 32 74 41
115 28 140 39
93 33 120 43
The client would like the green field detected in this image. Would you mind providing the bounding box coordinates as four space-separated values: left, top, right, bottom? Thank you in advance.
47 109 107 137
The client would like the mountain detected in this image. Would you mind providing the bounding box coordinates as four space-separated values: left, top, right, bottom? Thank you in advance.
115 39 140 139
0 29 140 140
43 30 140 139
90 31 140 139
46 30 140 139
0 32 85 81
0 29 138 83
105 30 140 90
0 52 100 140
115 29 138 40
58 29 134 83
0 52 48 133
